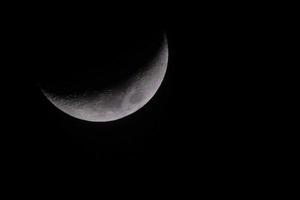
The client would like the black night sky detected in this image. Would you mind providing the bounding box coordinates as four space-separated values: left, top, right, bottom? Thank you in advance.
3 3 253 170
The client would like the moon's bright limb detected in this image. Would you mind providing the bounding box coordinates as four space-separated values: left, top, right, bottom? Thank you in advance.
41 34 168 122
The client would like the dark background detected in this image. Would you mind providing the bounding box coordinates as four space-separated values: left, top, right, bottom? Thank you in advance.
3 3 256 170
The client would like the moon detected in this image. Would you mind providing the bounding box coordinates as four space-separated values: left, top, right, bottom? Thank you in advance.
40 32 168 122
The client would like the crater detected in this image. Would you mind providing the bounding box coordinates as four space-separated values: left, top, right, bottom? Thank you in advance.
129 91 144 105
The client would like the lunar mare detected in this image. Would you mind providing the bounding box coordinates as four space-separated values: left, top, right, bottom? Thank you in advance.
41 34 168 122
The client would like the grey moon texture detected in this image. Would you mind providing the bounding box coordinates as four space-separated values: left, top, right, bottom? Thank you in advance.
41 34 168 122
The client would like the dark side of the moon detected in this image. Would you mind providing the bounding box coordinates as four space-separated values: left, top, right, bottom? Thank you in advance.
35 23 166 99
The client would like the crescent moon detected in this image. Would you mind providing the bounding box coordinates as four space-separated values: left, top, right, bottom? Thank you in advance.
41 33 168 122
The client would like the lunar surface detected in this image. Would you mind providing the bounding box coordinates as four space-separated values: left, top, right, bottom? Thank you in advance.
41 33 168 122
